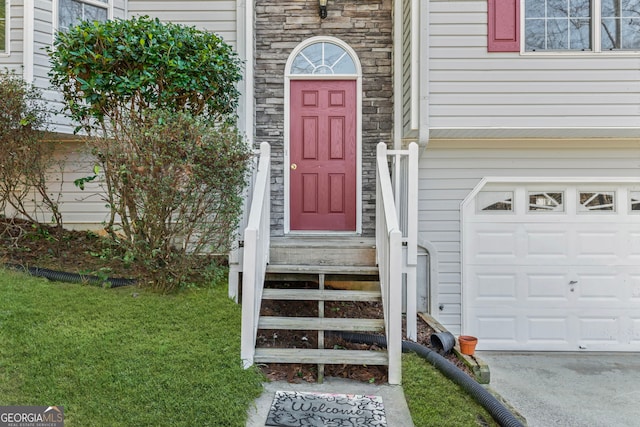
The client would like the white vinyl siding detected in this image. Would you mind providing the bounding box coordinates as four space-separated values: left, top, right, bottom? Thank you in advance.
427 0 640 138
7 141 112 229
127 0 237 46
419 141 640 335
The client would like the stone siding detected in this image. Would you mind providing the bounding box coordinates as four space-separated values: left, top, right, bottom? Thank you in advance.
254 0 393 236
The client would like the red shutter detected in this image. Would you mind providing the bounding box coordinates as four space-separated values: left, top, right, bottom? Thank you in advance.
488 0 520 52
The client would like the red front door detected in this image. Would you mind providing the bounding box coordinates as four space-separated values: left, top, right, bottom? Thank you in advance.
289 80 357 231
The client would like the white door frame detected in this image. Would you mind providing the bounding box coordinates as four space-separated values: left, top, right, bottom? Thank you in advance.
283 36 363 234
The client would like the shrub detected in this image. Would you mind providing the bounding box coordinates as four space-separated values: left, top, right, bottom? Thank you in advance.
48 16 243 132
48 17 249 290
96 110 251 291
0 70 62 228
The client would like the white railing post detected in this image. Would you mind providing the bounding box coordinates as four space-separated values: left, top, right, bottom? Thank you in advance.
376 142 403 385
240 142 271 369
387 228 403 385
405 142 419 340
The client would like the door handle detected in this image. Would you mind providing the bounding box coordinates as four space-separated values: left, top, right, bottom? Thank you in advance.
569 280 577 292
291 163 297 170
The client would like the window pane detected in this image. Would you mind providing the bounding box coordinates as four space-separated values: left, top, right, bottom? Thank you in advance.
547 19 570 49
570 18 592 49
526 1 546 18
83 4 108 22
477 191 514 212
571 0 591 16
601 0 617 15
300 44 322 65
525 19 547 50
601 0 640 49
528 192 564 212
579 191 615 211
291 55 315 74
59 0 83 32
620 19 640 49
548 0 569 18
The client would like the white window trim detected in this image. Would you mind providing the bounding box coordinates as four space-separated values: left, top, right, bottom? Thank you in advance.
283 36 363 235
53 0 113 33
0 0 9 56
519 0 640 55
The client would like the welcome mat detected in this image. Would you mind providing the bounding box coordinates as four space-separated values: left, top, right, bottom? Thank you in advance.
266 390 387 427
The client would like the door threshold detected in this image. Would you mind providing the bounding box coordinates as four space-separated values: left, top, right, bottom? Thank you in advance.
285 231 360 237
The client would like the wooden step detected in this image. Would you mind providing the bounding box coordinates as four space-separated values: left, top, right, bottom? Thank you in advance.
254 348 388 365
258 316 384 332
269 237 376 267
266 264 379 275
262 288 381 302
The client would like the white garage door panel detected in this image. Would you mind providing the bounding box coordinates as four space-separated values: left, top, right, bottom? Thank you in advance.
473 309 640 351
464 182 640 351
469 222 637 266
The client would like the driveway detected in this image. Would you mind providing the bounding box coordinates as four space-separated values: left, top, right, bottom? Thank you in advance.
478 352 640 427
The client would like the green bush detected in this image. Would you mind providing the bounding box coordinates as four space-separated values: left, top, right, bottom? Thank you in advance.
48 17 249 290
48 16 243 131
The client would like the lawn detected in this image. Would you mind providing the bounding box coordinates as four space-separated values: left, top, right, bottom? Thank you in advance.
0 269 264 426
0 268 499 427
403 353 499 426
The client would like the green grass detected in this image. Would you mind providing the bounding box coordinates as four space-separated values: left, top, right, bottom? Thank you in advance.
1 268 503 427
403 353 499 426
0 269 264 426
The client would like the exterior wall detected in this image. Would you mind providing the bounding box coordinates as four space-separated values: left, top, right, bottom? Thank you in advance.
127 0 237 46
255 0 393 236
428 0 640 138
419 140 640 334
0 0 24 70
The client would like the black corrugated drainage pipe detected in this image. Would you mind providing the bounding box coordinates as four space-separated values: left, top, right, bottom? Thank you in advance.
4 263 136 288
332 331 524 427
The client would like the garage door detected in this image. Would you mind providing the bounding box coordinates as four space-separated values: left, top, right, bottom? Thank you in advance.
463 180 640 351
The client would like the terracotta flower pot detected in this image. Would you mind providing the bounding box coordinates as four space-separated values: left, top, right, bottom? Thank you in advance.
458 335 478 355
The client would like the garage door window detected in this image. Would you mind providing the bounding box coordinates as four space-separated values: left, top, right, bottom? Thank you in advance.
631 192 640 212
528 191 564 212
477 191 513 212
578 191 615 212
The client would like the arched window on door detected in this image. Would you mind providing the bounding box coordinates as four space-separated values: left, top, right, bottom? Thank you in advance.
290 41 357 75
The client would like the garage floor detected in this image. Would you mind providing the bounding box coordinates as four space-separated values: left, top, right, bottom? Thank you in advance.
479 352 640 427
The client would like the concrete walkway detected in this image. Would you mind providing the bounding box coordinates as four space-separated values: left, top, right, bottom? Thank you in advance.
246 378 415 427
479 352 640 427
